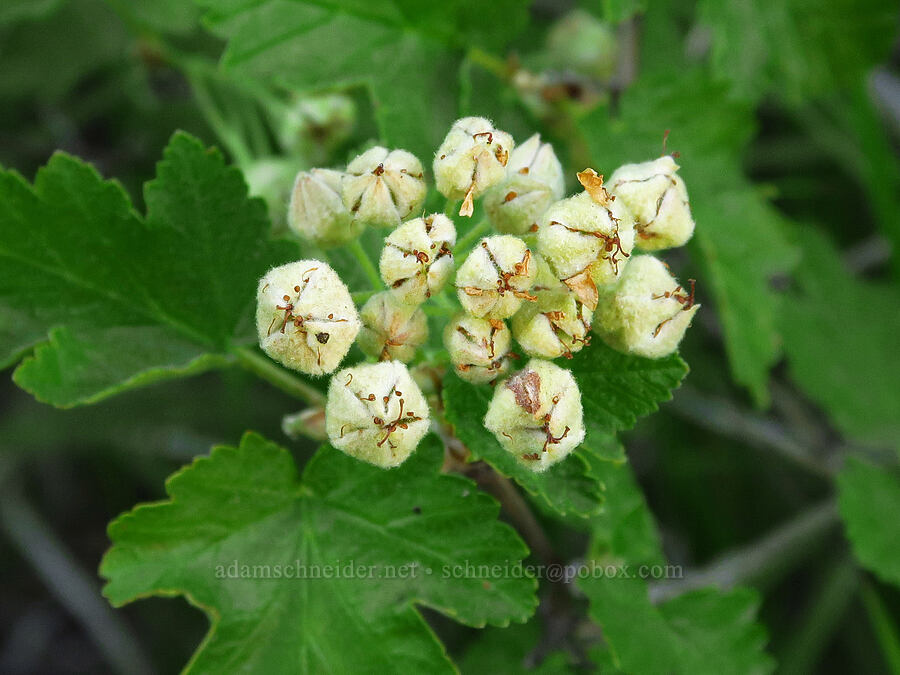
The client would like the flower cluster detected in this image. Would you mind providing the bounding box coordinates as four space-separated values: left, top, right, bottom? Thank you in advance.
257 117 699 471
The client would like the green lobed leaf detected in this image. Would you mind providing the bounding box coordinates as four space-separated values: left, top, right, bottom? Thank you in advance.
443 375 603 518
577 70 797 405
780 228 900 449
699 0 898 103
458 619 575 674
0 132 298 406
569 339 688 437
580 447 773 674
101 432 538 673
837 457 900 588
194 0 531 159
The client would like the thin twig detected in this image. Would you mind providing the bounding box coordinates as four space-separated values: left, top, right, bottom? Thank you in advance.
232 346 326 407
667 386 834 478
860 579 900 675
0 486 153 675
649 500 839 603
778 557 859 674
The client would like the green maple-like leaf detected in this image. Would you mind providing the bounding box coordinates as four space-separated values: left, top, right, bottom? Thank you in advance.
194 0 531 159
781 228 900 449
101 432 538 673
581 448 773 674
838 457 900 588
442 340 687 517
0 132 296 406
569 340 688 436
698 0 898 103
577 70 796 405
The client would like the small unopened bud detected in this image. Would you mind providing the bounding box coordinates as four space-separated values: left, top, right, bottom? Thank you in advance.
358 292 428 363
609 155 694 250
456 235 537 319
443 313 513 384
484 359 585 472
326 360 430 468
483 134 565 234
594 254 700 358
546 10 618 80
434 117 515 217
342 146 426 228
380 213 456 305
278 93 356 156
537 169 635 310
282 407 327 441
256 260 361 376
288 168 361 247
511 290 593 359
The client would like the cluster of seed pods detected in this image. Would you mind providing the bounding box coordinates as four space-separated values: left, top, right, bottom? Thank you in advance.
256 117 699 471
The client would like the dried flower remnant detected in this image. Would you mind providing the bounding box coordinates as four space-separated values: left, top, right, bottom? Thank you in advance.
342 146 426 228
434 117 514 217
456 235 537 319
511 289 592 359
609 155 694 250
256 261 360 376
444 313 514 384
483 134 565 235
379 213 456 305
358 292 428 363
325 361 430 468
537 169 636 309
484 359 585 472
287 168 361 247
593 254 699 358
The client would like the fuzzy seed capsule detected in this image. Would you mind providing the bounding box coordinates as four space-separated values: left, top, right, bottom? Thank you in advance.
434 117 515 217
456 235 537 319
511 289 593 360
256 260 361 376
379 213 456 305
443 313 513 384
287 168 361 247
537 169 635 310
483 134 565 235
342 146 426 228
484 359 585 472
609 155 694 250
593 254 700 358
357 292 428 363
326 360 430 468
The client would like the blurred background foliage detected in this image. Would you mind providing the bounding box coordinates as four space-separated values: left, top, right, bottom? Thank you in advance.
1 0 899 672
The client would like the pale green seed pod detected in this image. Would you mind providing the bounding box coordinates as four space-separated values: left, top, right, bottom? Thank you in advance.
594 254 699 358
379 213 456 305
357 291 428 363
537 169 635 310
282 407 327 442
256 260 361 376
342 146 426 228
443 312 513 384
278 93 356 156
546 9 618 81
483 134 566 235
433 117 515 217
609 155 694 251
456 235 537 319
326 360 430 468
287 168 361 247
511 289 593 359
484 359 585 472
